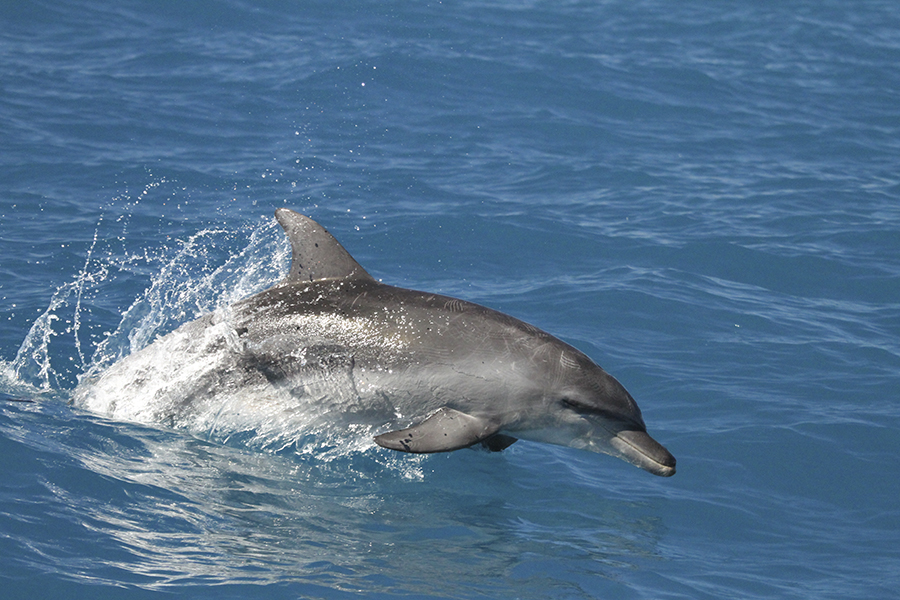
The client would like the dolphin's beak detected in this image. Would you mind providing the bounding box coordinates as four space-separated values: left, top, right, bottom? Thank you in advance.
609 429 676 477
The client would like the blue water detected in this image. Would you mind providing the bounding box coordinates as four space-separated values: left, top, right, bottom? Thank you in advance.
2 1 899 598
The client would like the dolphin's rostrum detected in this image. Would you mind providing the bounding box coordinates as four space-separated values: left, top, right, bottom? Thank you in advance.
76 209 676 477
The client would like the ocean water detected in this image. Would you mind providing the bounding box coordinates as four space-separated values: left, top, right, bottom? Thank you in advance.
2 1 899 598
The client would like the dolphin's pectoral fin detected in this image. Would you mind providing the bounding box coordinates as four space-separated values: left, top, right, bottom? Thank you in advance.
481 433 517 452
374 407 501 453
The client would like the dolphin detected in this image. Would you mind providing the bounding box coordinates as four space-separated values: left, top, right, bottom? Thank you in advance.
76 209 675 476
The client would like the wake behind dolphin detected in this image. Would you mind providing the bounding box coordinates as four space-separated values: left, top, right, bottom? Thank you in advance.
75 209 676 477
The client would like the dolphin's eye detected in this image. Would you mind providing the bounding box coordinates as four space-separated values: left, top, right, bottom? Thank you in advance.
562 397 621 422
561 397 591 412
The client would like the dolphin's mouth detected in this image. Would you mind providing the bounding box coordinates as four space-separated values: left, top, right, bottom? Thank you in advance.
609 429 676 477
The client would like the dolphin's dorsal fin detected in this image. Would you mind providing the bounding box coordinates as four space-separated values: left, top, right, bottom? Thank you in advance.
275 208 375 284
374 407 504 453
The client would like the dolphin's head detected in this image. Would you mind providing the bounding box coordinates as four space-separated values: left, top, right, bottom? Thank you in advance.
522 347 676 477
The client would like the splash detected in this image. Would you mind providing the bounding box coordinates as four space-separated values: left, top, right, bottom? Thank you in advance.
5 205 289 395
83 217 289 379
4 204 428 477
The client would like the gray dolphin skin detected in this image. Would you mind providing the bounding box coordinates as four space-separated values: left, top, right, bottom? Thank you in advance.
78 209 676 477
